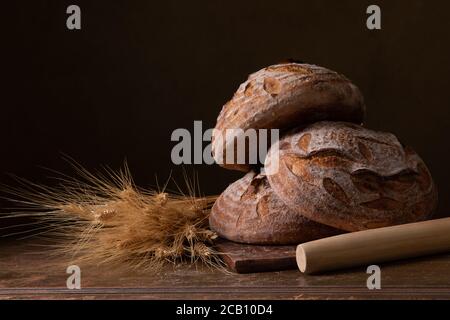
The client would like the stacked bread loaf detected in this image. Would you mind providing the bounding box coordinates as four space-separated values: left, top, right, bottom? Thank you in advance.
209 62 438 245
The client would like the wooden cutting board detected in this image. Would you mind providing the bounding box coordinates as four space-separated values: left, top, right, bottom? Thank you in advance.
215 239 297 273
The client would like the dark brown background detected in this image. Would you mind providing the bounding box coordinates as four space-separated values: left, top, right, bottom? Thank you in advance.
1 0 449 231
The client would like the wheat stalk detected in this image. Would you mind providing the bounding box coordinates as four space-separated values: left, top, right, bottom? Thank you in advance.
0 159 224 271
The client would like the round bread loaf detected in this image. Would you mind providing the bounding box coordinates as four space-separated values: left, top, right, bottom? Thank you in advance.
209 171 343 245
212 62 366 172
264 121 438 231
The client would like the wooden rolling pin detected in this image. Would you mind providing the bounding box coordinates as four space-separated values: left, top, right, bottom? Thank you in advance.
296 217 450 274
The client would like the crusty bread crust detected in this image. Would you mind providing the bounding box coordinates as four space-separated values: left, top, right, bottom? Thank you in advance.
212 63 365 171
209 171 343 244
265 121 438 231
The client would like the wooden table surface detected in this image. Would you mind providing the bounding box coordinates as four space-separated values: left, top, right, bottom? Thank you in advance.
1 239 450 300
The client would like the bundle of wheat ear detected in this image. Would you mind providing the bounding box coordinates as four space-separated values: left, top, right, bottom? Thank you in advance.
1 161 224 272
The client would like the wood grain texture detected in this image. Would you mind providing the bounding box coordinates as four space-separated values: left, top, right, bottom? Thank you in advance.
1 239 450 299
215 239 297 273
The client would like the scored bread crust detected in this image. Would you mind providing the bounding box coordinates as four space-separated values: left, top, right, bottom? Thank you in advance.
212 63 366 172
209 171 343 245
265 121 438 232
